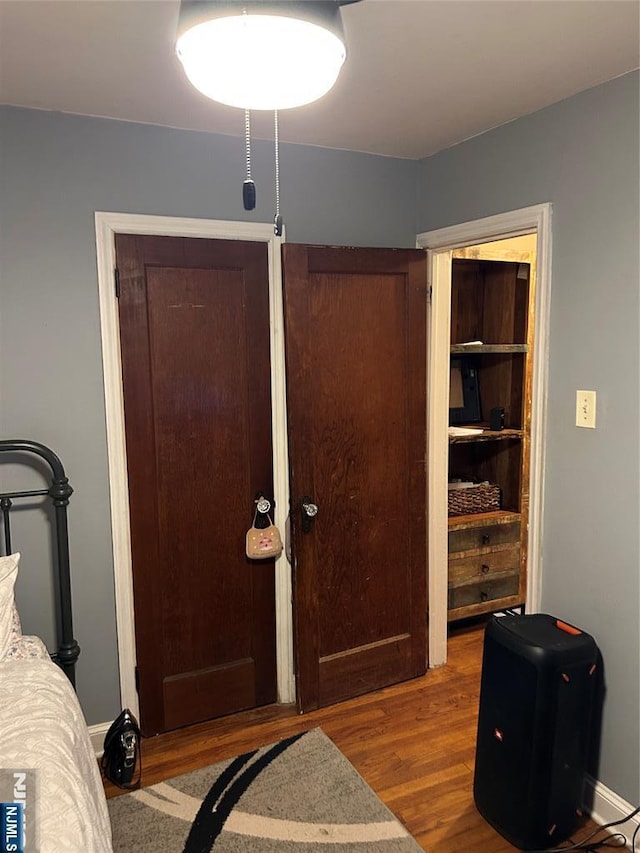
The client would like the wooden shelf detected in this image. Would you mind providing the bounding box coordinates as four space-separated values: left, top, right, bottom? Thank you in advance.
448 509 521 530
447 595 524 623
449 427 524 444
450 344 528 354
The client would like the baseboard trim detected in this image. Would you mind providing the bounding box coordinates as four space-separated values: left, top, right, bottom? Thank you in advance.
586 775 639 850
88 721 112 756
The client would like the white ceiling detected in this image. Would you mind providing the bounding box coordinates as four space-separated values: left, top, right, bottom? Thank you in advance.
1 0 638 160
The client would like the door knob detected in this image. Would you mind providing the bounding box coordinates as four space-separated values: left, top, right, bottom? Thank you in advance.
300 497 318 533
256 497 271 514
253 493 273 529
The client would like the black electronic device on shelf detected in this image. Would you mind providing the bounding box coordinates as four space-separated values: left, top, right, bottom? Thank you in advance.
449 357 481 424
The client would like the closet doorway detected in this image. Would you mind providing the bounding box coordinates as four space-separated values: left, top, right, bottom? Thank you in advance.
98 216 431 733
419 203 552 666
97 215 291 732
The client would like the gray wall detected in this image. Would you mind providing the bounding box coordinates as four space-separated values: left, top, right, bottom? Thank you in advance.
0 105 420 725
417 71 640 805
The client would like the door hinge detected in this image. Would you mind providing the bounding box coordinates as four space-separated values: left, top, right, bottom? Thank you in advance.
114 267 121 299
134 665 140 694
428 285 433 303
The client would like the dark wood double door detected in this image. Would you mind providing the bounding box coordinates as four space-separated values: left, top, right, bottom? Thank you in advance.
117 235 427 735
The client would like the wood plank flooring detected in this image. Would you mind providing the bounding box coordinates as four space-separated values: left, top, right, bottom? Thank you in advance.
104 620 597 851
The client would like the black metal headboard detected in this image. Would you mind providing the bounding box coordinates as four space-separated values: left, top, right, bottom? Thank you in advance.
0 439 80 686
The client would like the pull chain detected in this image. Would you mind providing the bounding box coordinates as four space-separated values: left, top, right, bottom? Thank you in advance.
274 109 283 236
242 108 256 211
245 108 251 181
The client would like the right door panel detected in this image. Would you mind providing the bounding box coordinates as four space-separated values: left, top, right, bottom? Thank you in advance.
282 244 428 712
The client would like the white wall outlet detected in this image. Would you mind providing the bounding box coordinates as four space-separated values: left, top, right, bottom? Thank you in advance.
576 390 597 428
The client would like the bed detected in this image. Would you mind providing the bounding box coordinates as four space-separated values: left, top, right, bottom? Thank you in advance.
0 439 113 852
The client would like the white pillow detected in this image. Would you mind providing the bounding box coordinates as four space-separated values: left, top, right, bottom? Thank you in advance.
0 553 20 659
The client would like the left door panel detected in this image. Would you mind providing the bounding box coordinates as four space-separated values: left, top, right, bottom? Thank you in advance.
116 234 277 736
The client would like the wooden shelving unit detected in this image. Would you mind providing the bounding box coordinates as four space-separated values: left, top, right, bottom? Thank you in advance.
447 258 534 622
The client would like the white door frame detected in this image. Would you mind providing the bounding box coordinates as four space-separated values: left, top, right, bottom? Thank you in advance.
94 212 294 718
418 203 552 666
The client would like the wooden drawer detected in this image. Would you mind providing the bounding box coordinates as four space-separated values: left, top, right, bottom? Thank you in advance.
449 521 520 555
448 546 520 586
448 573 520 611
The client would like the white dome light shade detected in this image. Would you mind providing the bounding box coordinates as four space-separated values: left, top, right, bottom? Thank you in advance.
177 13 346 110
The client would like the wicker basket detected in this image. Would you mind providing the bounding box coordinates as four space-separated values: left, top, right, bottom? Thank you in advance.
448 483 501 516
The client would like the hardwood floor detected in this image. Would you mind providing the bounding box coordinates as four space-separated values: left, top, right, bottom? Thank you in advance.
104 620 597 851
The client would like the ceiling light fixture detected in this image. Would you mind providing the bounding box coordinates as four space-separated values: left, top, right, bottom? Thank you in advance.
176 1 357 232
176 1 353 111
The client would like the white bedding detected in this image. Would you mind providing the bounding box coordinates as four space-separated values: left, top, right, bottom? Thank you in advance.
0 652 114 852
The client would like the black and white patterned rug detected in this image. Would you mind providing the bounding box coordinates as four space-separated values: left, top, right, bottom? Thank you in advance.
108 728 421 852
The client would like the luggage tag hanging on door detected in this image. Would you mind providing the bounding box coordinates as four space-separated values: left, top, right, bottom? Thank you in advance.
246 496 283 560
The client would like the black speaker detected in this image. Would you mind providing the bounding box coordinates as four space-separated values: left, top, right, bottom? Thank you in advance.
473 614 598 850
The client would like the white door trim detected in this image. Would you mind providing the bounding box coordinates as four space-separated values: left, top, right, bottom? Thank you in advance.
418 203 552 666
94 212 294 719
